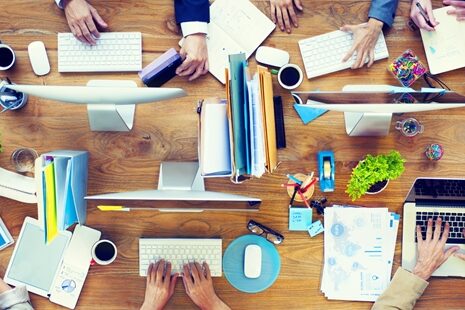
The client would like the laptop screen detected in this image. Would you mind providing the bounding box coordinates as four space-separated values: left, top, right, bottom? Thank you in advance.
405 178 465 204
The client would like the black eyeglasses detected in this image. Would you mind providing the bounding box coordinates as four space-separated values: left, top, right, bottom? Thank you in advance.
247 220 284 245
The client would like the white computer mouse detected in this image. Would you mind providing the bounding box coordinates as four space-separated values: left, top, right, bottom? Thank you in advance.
244 244 262 278
28 41 50 76
255 46 290 68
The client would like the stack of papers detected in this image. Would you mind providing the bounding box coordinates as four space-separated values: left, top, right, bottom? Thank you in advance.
226 54 278 181
321 206 399 301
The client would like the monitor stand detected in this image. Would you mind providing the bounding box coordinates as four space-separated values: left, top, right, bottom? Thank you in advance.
344 112 392 136
86 80 136 132
158 162 205 191
342 84 394 137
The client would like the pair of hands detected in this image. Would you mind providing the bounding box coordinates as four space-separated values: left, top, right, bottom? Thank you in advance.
413 217 465 281
141 260 230 310
62 0 208 81
270 1 382 69
411 0 465 32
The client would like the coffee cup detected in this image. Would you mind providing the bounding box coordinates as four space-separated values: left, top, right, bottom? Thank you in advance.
91 239 117 265
0 43 15 71
277 64 303 90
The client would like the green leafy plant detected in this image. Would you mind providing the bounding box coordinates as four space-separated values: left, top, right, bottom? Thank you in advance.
346 150 405 201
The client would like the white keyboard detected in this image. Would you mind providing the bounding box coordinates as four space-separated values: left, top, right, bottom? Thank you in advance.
139 238 222 277
58 32 142 72
298 29 389 79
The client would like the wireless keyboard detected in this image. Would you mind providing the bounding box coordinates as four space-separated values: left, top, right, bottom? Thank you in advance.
57 32 142 72
298 29 389 79
139 238 222 277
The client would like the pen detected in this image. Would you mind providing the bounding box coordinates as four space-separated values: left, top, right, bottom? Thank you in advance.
416 2 434 28
98 205 131 212
297 190 311 208
289 187 298 207
286 174 302 185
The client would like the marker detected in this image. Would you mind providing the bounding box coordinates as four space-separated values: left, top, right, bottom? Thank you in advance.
416 2 434 28
286 174 302 185
97 205 130 212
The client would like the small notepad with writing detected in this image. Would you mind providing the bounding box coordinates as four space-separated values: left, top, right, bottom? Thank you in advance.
420 6 465 74
289 207 312 231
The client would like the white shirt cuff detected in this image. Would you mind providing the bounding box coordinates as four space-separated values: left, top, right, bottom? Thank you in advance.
180 22 208 37
55 0 64 9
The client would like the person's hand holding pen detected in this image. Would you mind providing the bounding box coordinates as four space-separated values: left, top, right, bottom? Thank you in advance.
443 0 465 21
410 0 439 31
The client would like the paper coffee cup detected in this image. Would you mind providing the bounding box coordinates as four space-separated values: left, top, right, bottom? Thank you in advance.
91 240 117 265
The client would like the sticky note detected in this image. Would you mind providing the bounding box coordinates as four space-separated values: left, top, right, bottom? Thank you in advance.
308 220 324 237
289 207 312 231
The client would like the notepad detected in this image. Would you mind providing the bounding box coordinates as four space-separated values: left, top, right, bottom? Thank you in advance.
180 0 275 84
289 207 312 231
420 6 465 74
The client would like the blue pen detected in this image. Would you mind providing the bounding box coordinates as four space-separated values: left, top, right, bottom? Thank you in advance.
286 174 302 185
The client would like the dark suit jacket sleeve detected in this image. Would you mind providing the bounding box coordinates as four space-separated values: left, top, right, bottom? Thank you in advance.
368 0 399 27
174 0 210 24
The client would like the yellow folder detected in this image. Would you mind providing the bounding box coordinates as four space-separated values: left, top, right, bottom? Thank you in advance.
44 162 58 244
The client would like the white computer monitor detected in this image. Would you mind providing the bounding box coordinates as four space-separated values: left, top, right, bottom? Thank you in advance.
85 162 261 212
4 80 186 132
292 87 465 136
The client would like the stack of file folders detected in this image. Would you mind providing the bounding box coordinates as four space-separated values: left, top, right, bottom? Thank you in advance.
321 206 399 301
198 53 279 181
35 150 89 244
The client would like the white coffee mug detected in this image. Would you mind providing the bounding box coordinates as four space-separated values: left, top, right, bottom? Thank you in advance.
91 239 117 265
277 63 303 90
0 43 16 70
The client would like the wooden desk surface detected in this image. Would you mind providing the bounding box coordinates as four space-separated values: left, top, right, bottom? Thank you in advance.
1 0 465 309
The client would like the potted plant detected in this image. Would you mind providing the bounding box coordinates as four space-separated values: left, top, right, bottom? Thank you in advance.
346 150 405 201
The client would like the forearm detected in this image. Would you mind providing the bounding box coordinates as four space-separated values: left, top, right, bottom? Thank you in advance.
371 268 429 310
368 0 399 27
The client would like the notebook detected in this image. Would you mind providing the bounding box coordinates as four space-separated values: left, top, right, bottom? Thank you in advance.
420 6 465 74
180 0 275 84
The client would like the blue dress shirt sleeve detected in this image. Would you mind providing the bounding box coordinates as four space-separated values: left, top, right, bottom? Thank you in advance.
368 0 399 27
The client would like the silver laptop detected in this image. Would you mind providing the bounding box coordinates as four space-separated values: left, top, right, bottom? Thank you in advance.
402 178 465 277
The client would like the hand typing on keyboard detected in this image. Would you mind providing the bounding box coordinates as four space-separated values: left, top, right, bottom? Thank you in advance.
141 260 230 310
412 218 461 280
63 0 108 45
141 260 178 310
340 18 384 69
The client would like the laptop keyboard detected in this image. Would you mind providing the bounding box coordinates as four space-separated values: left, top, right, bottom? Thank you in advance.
414 179 465 197
415 211 465 243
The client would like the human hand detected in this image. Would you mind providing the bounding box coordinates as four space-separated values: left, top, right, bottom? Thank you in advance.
270 0 304 33
412 218 459 281
63 0 108 45
454 229 465 260
410 0 438 31
443 0 465 21
141 260 178 310
181 262 230 310
341 18 383 69
176 34 209 81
